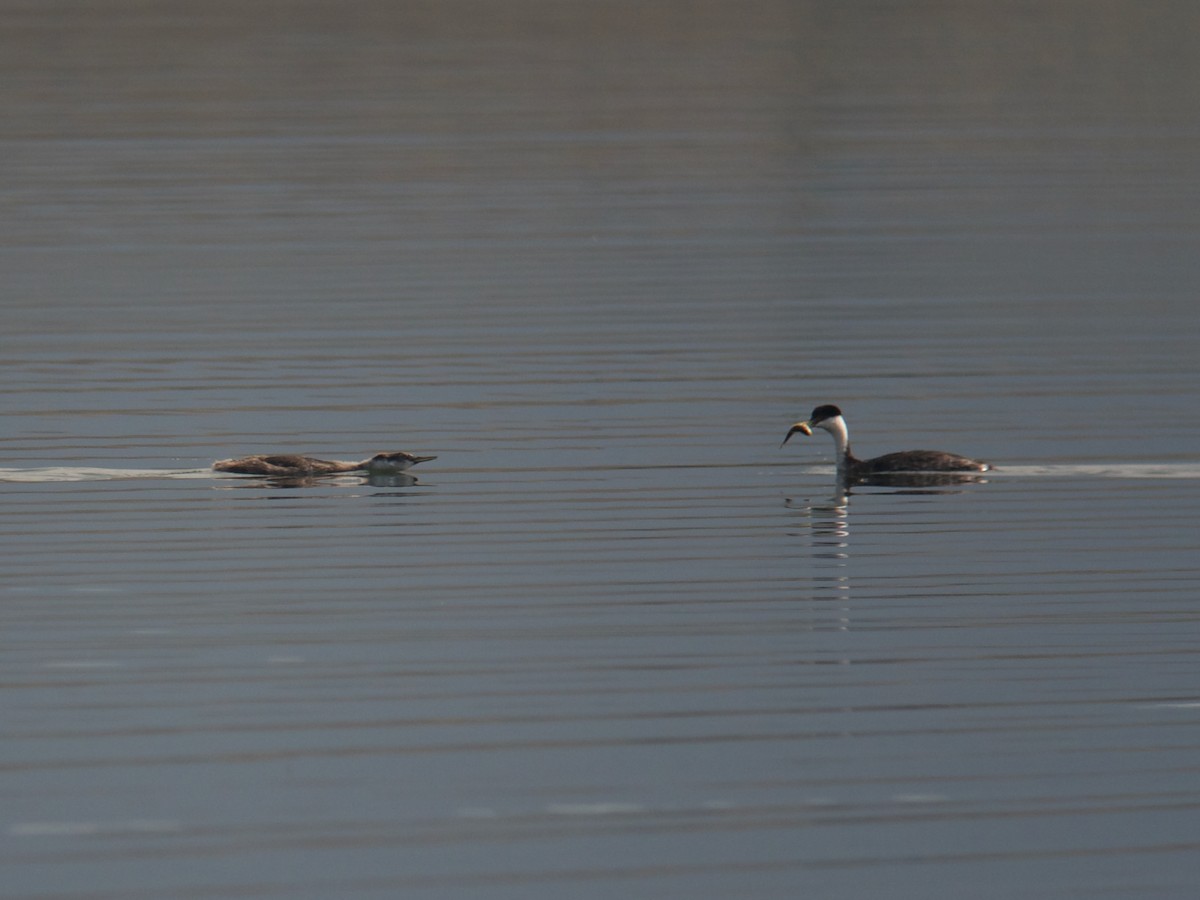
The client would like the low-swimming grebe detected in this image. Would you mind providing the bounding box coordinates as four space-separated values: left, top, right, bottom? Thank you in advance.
782 405 989 480
213 451 436 477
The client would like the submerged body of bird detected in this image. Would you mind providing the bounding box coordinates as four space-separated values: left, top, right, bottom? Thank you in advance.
213 451 435 477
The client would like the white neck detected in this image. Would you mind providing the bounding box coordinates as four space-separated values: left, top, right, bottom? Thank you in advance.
820 415 852 470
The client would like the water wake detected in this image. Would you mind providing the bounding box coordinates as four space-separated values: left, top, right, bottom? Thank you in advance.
993 463 1200 479
0 467 211 483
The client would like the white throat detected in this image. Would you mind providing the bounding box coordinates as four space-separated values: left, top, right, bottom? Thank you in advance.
818 415 852 469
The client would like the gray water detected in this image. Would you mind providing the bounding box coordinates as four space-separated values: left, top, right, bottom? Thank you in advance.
4 3 1200 898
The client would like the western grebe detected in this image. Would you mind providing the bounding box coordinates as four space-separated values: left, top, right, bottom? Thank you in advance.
782 405 989 481
213 451 436 477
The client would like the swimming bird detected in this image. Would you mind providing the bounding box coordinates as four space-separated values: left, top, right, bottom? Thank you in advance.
782 405 989 481
213 451 435 477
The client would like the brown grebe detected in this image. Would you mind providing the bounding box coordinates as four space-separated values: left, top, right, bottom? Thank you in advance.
213 451 436 477
782 405 989 481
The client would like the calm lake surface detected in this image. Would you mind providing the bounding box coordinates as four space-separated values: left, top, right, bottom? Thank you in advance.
4 3 1200 898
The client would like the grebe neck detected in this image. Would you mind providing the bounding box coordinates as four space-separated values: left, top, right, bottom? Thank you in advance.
821 415 856 473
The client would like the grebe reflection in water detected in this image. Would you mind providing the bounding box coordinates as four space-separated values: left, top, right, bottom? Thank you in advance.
213 451 436 478
782 404 989 486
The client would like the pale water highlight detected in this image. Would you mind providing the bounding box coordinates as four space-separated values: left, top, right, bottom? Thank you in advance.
3 3 1200 900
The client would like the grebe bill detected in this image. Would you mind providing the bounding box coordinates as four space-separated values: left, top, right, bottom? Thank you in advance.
213 451 436 477
782 404 989 477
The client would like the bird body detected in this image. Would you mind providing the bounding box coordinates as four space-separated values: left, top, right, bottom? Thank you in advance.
782 405 988 482
213 451 435 477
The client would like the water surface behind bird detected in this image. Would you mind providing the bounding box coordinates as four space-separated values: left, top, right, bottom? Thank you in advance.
3 3 1200 898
